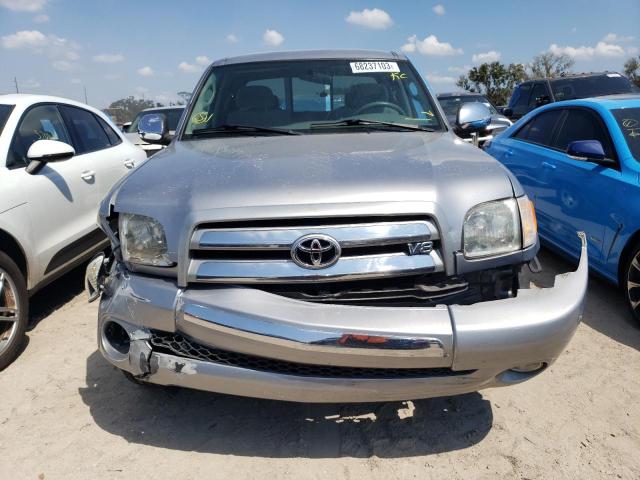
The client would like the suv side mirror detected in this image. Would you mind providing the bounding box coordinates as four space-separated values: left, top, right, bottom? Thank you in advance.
456 103 491 132
121 121 132 133
502 107 513 118
25 139 75 175
566 140 607 162
138 113 170 145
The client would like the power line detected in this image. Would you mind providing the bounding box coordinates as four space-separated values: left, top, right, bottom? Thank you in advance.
14 77 19 93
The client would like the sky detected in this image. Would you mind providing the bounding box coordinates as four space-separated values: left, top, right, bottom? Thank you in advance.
1 0 639 109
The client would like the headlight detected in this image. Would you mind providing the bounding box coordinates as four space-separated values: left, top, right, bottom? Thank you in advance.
463 196 537 258
119 213 172 266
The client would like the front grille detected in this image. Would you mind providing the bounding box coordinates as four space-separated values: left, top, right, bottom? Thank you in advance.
150 331 473 379
187 216 444 284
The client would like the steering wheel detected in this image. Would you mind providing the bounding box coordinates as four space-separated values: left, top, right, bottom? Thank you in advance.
354 102 405 116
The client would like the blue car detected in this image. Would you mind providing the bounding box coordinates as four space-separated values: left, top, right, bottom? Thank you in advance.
484 94 640 323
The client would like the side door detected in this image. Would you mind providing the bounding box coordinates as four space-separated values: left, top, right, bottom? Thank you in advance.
538 107 623 266
59 105 139 202
494 109 565 242
6 104 99 282
510 82 533 120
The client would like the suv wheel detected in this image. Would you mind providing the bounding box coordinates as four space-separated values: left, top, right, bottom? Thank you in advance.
0 251 28 370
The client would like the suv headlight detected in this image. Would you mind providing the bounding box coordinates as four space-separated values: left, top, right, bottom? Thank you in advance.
463 196 537 259
119 213 172 266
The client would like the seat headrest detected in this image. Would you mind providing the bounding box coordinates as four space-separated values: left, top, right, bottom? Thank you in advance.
235 85 278 110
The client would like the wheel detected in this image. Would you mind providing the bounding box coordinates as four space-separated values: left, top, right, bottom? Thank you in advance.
624 244 640 325
0 251 29 370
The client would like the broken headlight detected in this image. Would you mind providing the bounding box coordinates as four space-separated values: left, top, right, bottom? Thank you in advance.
119 213 172 266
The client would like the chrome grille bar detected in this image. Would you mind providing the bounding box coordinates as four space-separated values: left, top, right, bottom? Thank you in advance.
189 251 444 284
191 220 438 250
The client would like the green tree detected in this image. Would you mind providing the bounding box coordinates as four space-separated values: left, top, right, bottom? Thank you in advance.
624 56 640 88
527 52 574 79
106 96 157 123
456 62 526 106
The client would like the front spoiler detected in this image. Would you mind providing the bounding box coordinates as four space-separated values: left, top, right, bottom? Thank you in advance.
95 233 588 402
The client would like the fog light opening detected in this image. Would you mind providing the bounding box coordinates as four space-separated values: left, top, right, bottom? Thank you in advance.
104 321 131 355
510 362 545 374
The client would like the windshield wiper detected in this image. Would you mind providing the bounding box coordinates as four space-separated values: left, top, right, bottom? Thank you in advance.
310 118 436 132
190 124 301 136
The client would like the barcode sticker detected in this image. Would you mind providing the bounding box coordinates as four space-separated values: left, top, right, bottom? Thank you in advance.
350 61 400 74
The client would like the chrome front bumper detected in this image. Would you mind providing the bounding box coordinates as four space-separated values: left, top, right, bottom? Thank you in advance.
96 235 588 403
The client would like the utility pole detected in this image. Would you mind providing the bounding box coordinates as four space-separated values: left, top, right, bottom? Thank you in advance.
14 77 19 93
83 85 88 104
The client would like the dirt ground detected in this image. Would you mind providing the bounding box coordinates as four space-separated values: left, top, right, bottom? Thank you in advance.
0 248 639 480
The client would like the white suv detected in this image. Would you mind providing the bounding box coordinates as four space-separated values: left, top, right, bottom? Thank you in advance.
0 94 146 369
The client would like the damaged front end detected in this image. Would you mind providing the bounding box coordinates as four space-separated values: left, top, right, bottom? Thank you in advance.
88 230 588 403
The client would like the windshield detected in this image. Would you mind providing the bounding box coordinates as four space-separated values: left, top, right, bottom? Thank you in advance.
183 59 443 137
0 104 14 136
438 95 498 117
611 107 640 161
551 74 636 101
129 108 184 133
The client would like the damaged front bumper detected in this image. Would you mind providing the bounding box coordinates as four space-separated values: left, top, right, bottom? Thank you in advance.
94 234 588 403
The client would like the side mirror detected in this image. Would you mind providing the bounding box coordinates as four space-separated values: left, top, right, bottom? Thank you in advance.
502 107 513 118
566 140 606 162
456 102 491 132
25 140 75 175
138 113 170 145
121 121 132 133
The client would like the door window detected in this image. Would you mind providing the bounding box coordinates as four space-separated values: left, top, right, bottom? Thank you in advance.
511 83 532 109
8 104 71 168
553 108 617 160
96 115 122 146
59 105 112 154
512 109 563 147
528 83 549 109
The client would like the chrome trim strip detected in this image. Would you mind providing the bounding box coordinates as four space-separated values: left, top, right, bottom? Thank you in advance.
191 220 439 250
188 251 443 283
182 303 446 358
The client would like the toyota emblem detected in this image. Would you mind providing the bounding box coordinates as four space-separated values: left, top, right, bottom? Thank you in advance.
291 234 341 269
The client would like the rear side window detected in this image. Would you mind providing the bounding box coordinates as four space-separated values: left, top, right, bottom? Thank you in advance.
513 109 563 147
553 108 617 159
0 104 14 135
60 105 111 154
528 83 548 108
96 115 122 146
611 107 640 161
510 83 532 108
8 104 71 168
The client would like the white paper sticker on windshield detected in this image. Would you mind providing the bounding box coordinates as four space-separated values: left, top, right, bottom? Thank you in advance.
350 61 400 74
607 73 622 77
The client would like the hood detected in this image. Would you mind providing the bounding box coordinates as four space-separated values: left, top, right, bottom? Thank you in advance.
107 131 516 256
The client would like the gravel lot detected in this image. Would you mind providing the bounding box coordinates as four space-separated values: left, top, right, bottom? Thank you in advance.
1 248 639 480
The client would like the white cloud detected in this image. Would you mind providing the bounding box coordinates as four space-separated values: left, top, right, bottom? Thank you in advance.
548 41 628 60
1 29 46 49
432 4 445 15
195 55 211 66
137 66 154 76
401 34 463 56
52 60 72 71
472 50 501 63
263 29 284 46
448 65 471 73
33 13 49 23
0 0 47 12
93 53 124 63
427 74 456 84
602 33 634 43
345 8 393 29
226 33 239 44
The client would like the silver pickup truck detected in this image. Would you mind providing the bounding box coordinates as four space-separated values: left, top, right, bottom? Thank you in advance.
87 50 588 403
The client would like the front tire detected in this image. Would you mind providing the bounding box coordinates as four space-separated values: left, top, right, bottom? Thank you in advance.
624 244 640 326
0 251 29 370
